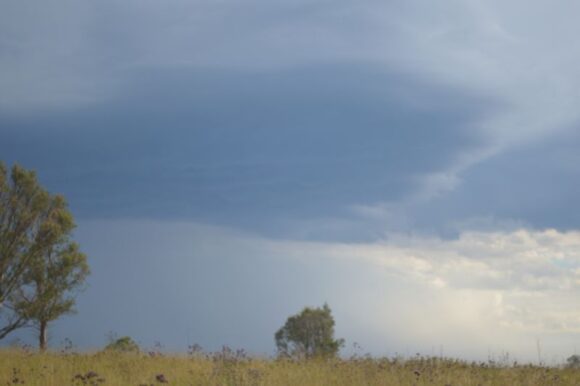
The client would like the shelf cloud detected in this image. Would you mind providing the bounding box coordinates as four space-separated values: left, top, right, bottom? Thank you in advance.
2 0 580 361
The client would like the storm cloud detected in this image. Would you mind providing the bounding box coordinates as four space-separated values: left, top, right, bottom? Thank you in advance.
2 0 580 361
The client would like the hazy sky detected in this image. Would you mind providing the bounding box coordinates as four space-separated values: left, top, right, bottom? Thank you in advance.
2 0 580 363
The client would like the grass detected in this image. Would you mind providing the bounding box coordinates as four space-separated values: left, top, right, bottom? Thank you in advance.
1 348 579 385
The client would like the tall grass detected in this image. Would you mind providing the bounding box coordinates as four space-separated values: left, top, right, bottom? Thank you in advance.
1 348 577 385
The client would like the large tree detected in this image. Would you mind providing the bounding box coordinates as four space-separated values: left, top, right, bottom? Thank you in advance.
275 303 344 359
0 163 89 348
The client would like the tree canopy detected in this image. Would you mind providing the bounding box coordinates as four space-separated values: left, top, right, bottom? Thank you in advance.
0 163 89 349
275 303 344 359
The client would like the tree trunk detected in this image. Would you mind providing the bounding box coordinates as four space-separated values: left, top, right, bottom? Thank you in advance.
39 320 47 351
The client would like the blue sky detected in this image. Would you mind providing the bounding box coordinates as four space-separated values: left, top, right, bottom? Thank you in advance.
2 0 580 362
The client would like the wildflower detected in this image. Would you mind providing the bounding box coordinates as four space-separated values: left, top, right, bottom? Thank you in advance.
155 374 168 383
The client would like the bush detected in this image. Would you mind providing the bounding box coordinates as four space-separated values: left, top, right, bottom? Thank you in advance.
104 336 139 353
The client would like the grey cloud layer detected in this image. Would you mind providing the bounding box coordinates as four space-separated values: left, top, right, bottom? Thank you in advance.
3 0 580 238
0 0 391 112
0 65 488 237
403 130 580 234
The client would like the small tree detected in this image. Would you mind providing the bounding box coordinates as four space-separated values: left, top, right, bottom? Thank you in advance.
275 303 344 359
566 355 580 368
0 163 89 348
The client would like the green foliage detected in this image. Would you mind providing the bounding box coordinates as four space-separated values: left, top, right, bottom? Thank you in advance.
104 336 140 353
0 162 89 348
275 303 344 359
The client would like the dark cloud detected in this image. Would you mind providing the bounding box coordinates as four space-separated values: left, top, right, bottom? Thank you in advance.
0 64 489 236
407 127 580 235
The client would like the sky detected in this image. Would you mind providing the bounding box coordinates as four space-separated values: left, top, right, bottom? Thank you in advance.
2 0 580 363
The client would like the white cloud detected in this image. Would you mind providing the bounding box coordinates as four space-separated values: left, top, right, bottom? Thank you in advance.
255 226 580 357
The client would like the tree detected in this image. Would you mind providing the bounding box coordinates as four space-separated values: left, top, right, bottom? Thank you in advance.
275 303 344 359
14 230 89 350
0 163 51 339
566 355 580 368
0 163 89 349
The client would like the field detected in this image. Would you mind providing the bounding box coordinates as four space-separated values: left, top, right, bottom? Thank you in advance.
1 348 578 386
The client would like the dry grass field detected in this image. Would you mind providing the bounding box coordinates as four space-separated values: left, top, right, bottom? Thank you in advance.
1 348 579 386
